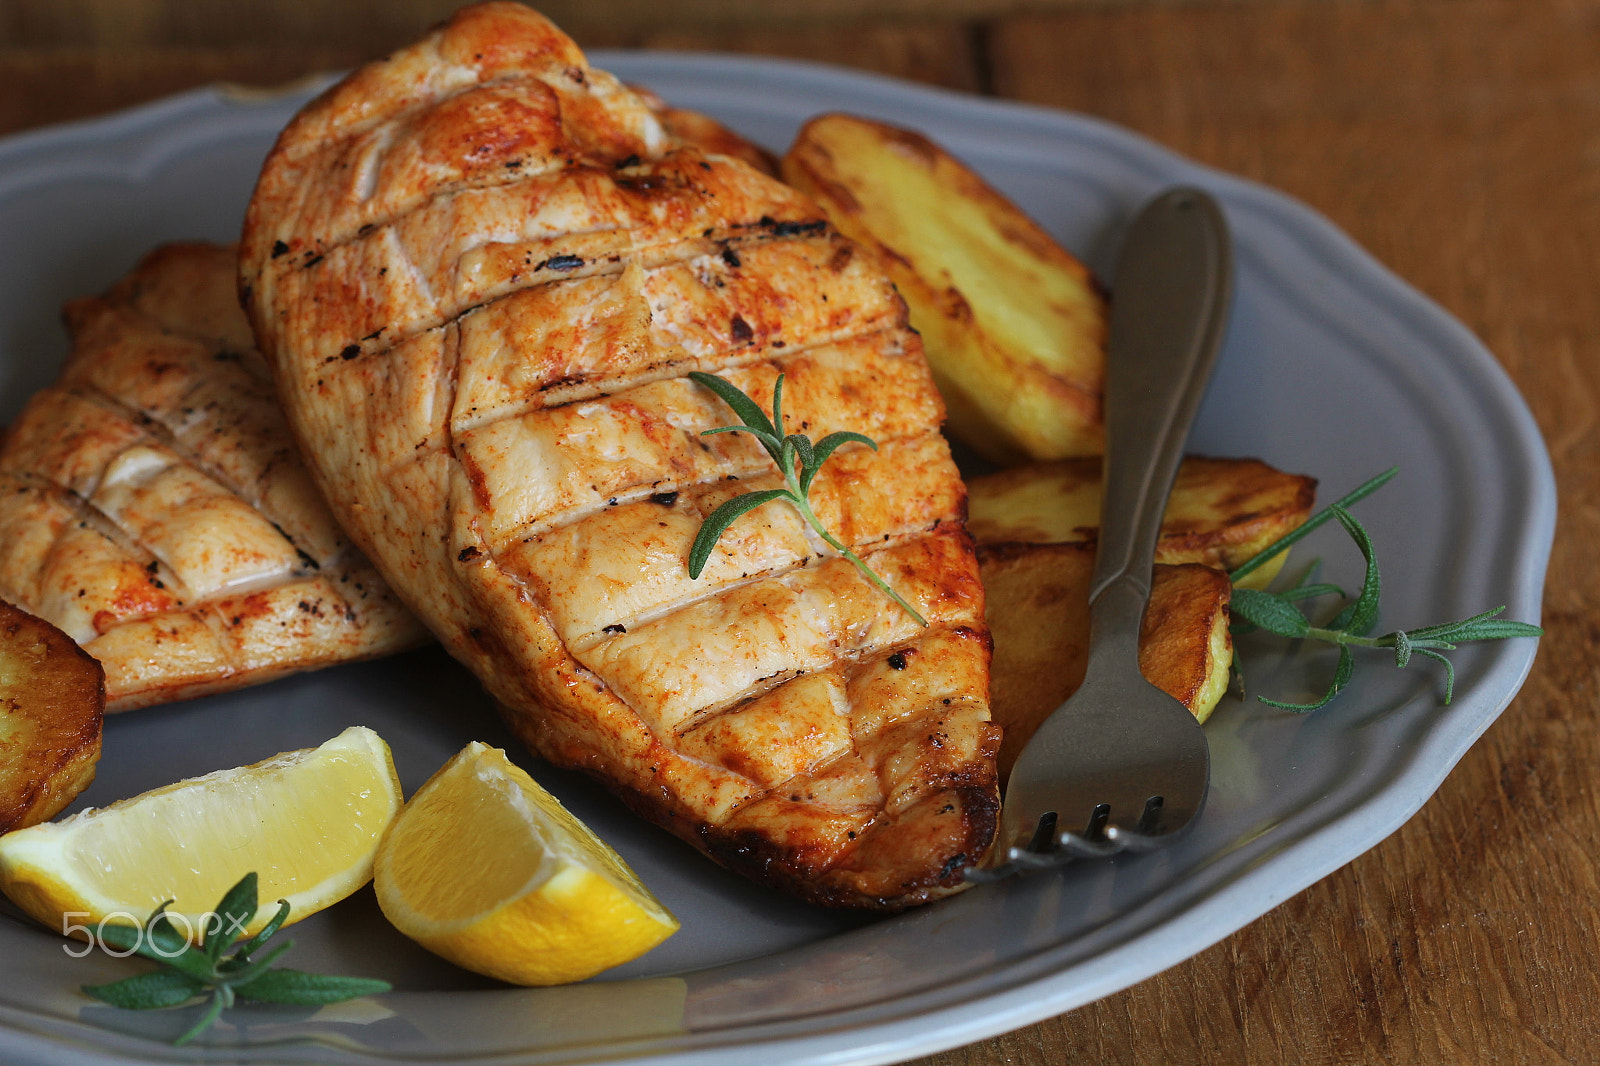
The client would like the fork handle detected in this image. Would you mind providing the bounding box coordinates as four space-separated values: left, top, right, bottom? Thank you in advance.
1090 188 1233 624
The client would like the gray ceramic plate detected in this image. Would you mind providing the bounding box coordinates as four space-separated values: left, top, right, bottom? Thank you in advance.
0 52 1554 1066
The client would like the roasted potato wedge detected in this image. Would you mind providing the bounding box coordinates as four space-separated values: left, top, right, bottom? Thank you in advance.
783 113 1107 464
969 456 1316 589
0 600 104 833
980 544 1231 780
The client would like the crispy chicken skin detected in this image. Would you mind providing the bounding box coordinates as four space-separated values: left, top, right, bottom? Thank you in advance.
242 2 999 908
0 243 427 711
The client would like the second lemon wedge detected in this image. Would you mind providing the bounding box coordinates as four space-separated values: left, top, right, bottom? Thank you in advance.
373 743 678 985
0 725 402 940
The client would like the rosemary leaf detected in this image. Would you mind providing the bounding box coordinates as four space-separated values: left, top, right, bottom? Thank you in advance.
205 872 257 962
1326 505 1381 636
1229 587 1310 638
174 987 231 1047
74 873 389 1046
214 937 297 986
687 489 791 578
234 968 395 1006
1393 628 1413 669
83 970 206 1011
92 922 142 956
804 431 877 495
1229 466 1399 584
231 899 291 962
688 372 926 626
1413 648 1457 702
687 371 777 439
1232 468 1542 711
1277 582 1346 603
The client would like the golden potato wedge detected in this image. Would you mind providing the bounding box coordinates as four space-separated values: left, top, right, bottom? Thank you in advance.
969 456 1316 589
782 113 1107 464
0 600 104 833
979 544 1231 781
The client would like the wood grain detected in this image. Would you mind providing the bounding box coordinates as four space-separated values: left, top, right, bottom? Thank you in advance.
0 18 978 136
1 0 1172 47
0 2 1589 1064
898 1 1590 1063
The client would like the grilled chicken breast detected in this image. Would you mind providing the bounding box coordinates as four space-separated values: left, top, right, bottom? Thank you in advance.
242 2 999 908
0 243 426 711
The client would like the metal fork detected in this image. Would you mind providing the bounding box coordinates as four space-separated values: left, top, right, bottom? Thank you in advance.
972 187 1233 880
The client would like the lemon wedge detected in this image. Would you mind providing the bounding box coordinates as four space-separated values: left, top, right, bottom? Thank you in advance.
0 725 401 940
373 742 678 985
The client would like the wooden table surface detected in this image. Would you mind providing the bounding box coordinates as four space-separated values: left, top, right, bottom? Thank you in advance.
1 1 1592 1062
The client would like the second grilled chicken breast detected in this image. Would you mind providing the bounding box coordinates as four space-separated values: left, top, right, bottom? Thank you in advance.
0 243 426 710
243 2 998 908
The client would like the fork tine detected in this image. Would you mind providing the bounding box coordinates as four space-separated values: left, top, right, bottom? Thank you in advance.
967 188 1228 885
1135 795 1165 834
1024 811 1059 852
1081 803 1112 842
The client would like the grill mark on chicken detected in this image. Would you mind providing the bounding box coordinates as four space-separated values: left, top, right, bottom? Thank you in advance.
0 243 427 711
61 382 330 574
5 425 333 632
360 328 935 542
549 521 939 660
470 418 942 558
502 433 962 653
0 390 305 605
271 73 668 248
663 620 979 743
0 472 191 609
243 2 998 909
59 289 353 566
275 197 841 373
445 315 912 436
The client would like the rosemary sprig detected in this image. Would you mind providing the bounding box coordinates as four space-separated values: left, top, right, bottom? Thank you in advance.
1227 466 1543 710
82 873 390 1046
686 371 928 627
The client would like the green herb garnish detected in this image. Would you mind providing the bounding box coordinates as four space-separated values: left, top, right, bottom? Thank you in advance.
1227 466 1543 710
686 371 927 627
82 873 390 1046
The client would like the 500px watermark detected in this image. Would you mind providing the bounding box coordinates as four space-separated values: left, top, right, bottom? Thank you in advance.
61 911 248 957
